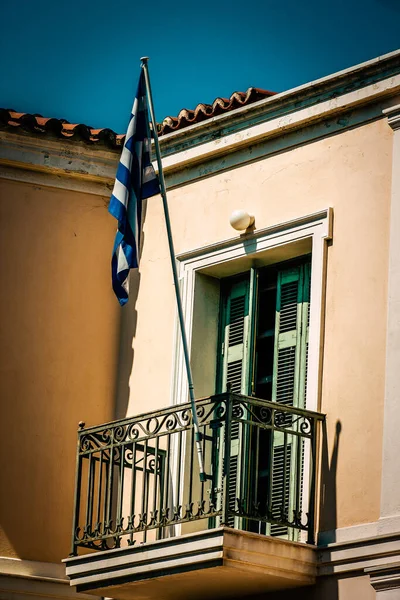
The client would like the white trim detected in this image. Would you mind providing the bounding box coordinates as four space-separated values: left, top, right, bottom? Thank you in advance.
319 515 400 547
318 531 400 577
70 550 223 588
65 533 224 577
173 209 332 415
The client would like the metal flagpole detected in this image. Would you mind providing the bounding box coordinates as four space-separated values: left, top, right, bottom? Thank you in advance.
140 57 206 483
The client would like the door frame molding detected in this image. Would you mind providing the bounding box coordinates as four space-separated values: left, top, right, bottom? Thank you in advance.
172 208 332 416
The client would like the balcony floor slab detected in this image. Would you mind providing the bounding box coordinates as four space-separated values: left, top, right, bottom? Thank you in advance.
63 527 317 600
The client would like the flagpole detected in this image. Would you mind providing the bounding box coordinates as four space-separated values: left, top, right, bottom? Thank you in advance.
140 57 206 483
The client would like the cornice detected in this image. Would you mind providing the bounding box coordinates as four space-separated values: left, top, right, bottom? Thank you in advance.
0 131 118 195
160 73 400 178
159 49 400 157
0 131 118 177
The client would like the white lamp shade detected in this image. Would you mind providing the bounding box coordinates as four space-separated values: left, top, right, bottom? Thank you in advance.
229 209 254 231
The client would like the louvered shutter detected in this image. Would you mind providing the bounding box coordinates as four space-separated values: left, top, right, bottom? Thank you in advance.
298 262 311 411
270 263 310 538
220 277 251 396
217 275 253 527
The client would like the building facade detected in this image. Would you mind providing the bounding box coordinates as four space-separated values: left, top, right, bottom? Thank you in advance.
1 50 400 599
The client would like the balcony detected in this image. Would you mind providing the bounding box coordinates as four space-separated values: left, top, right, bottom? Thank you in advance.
64 393 324 599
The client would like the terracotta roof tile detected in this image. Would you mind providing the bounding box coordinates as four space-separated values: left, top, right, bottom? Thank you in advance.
0 109 125 149
157 87 275 135
0 87 275 147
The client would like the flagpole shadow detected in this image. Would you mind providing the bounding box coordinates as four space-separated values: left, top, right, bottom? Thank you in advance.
319 419 341 543
114 199 148 419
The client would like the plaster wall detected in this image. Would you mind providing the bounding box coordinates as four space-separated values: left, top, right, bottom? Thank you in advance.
0 179 120 562
125 118 392 532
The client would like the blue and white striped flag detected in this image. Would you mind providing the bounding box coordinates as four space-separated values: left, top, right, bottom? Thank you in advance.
108 70 160 306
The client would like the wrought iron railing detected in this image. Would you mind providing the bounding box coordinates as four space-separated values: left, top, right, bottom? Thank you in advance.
70 393 324 555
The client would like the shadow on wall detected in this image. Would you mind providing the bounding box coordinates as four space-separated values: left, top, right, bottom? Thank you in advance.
319 420 342 543
113 199 148 419
114 270 139 419
253 421 342 600
313 419 342 600
246 578 342 600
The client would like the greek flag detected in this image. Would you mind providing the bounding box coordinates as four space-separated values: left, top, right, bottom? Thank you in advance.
108 70 160 306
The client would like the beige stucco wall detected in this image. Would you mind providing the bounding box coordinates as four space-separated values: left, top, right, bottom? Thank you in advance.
0 179 120 562
126 117 392 533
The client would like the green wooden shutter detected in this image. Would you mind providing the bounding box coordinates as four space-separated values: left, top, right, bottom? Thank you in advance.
270 262 310 538
219 276 251 395
217 274 254 527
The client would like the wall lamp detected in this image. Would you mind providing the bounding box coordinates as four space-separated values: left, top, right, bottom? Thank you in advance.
229 209 255 232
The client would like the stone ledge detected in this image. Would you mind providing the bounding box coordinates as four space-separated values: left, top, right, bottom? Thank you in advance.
318 532 400 576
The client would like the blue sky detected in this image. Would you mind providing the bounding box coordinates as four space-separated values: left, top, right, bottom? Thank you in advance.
1 0 399 133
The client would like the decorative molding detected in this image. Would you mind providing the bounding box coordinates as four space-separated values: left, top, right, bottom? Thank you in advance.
383 104 400 131
366 562 400 592
174 208 332 416
318 532 400 577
